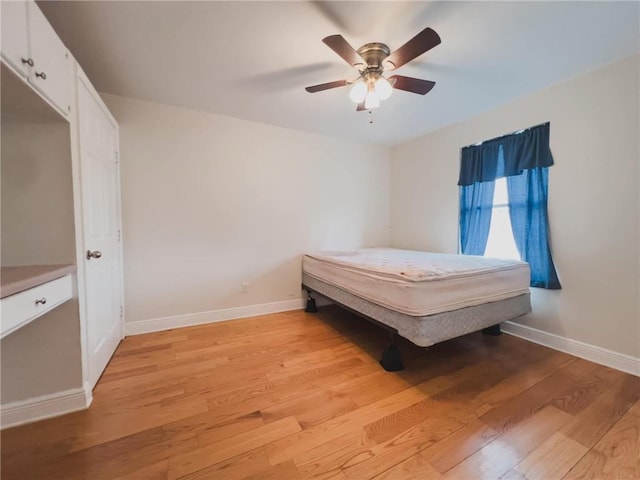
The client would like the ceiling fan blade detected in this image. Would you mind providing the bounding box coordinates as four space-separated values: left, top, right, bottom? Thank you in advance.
323 35 366 69
305 79 348 93
389 75 436 95
384 27 441 70
356 102 367 111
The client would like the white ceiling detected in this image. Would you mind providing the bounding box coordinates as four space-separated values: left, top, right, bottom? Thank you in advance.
39 1 639 146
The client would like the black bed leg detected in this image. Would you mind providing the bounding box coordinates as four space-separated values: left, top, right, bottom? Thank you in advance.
482 324 502 336
304 291 317 313
380 332 405 371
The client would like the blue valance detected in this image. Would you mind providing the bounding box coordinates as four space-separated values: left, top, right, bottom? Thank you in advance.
458 122 554 186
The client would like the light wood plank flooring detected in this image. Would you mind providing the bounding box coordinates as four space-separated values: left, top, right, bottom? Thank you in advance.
2 306 639 479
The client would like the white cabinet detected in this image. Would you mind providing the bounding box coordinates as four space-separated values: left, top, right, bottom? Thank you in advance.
0 0 71 117
1 1 30 78
0 1 123 425
26 2 71 116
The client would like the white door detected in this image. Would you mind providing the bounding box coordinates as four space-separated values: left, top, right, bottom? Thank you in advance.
77 77 123 388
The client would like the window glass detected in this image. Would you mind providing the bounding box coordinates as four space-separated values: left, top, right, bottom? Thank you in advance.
484 177 520 260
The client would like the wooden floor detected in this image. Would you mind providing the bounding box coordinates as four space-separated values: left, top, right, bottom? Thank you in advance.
2 306 639 480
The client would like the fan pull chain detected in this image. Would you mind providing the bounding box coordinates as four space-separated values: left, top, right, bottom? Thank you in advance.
369 110 374 125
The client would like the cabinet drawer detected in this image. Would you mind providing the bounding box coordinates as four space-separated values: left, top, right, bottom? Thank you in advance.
1 274 72 339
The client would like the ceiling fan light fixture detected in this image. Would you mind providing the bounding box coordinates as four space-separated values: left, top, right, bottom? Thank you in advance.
349 81 367 103
306 27 441 112
375 76 393 100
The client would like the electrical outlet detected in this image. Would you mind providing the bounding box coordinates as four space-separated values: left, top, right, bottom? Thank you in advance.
241 282 248 293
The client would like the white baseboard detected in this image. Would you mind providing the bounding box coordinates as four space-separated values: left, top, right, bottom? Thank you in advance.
125 298 307 336
502 321 640 377
1 384 92 429
84 380 94 408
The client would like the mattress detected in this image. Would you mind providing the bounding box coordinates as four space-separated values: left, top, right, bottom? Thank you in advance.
303 248 530 316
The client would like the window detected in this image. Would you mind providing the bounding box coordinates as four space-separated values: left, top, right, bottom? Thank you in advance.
457 122 561 288
483 177 520 260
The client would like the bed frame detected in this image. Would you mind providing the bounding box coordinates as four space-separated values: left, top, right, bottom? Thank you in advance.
302 272 531 371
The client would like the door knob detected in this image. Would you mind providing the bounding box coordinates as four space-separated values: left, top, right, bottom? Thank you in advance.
86 250 102 260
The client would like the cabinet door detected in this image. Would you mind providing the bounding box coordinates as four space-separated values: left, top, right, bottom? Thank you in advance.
27 2 71 115
1 0 30 77
77 76 124 389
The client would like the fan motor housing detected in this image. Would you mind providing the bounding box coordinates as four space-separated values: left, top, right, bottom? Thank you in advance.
357 42 391 70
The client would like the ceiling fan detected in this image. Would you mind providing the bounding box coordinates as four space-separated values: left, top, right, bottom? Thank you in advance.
305 27 441 111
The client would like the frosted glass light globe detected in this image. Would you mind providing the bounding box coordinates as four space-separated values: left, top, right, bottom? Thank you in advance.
364 90 380 109
375 76 393 100
349 82 367 103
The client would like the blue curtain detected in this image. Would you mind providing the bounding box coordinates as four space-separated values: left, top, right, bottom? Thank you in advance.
458 122 554 186
457 122 561 289
506 168 561 289
459 180 495 255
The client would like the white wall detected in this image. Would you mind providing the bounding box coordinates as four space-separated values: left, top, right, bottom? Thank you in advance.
101 94 391 324
391 54 639 359
1 121 76 266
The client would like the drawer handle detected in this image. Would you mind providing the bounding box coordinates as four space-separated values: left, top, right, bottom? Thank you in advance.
35 71 47 80
87 250 102 260
35 298 47 306
21 57 34 67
